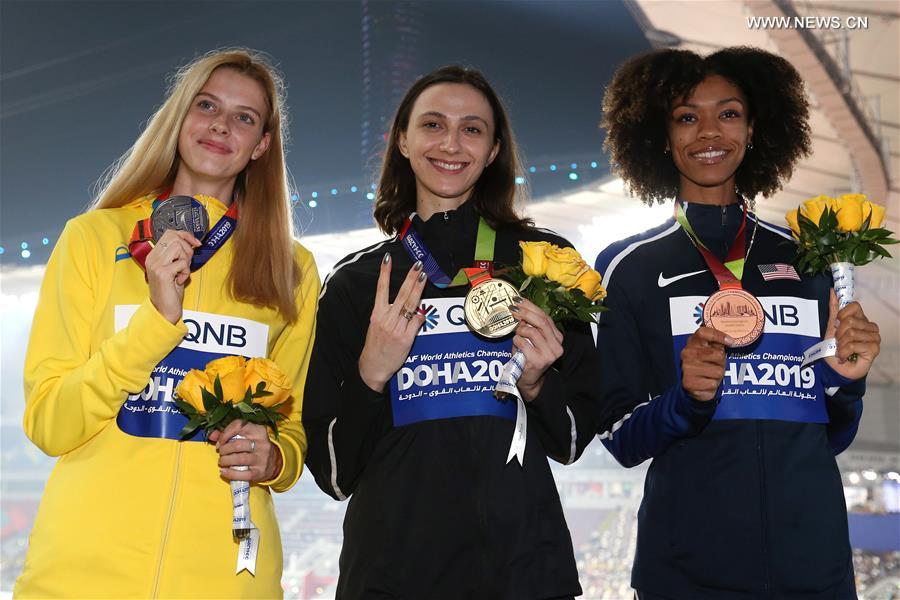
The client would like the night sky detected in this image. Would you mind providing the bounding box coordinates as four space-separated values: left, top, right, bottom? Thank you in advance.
0 1 648 263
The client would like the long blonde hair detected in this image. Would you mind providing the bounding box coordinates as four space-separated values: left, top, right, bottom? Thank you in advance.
93 48 300 321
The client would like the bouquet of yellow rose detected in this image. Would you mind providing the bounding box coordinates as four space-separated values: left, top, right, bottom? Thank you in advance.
787 194 896 367
502 241 608 326
175 355 291 549
175 355 291 440
494 242 606 397
786 194 896 309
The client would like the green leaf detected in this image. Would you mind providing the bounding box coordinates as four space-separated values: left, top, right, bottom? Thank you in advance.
174 398 197 417
179 417 203 439
519 276 533 292
207 403 230 427
256 381 267 394
852 245 870 264
201 387 219 412
213 374 223 400
236 401 256 414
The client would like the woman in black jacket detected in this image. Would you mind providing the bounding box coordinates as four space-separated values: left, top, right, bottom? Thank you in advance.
595 46 883 599
302 66 606 599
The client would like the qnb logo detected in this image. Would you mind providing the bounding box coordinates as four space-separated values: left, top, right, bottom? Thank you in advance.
420 303 440 331
184 319 248 348
693 302 705 325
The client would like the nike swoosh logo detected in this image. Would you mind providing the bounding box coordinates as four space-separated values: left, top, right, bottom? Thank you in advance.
658 269 706 287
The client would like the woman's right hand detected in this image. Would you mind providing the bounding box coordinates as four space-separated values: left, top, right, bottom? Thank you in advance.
358 253 427 392
145 229 201 324
681 326 732 402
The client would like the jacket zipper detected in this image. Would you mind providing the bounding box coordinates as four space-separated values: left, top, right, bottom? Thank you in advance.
151 251 203 597
756 421 772 597
151 443 183 598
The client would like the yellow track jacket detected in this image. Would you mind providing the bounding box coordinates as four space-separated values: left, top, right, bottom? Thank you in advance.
15 195 319 598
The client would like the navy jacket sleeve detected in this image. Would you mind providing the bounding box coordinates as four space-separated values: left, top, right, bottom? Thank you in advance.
302 271 391 500
820 361 865 454
593 247 717 468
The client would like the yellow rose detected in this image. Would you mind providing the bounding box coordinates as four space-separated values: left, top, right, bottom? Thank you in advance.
863 200 885 229
244 358 292 408
544 246 589 288
205 355 248 404
175 369 213 414
799 195 831 226
785 209 800 238
572 268 607 301
835 194 864 232
520 241 551 277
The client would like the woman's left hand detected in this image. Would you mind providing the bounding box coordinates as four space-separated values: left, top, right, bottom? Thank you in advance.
209 421 282 482
824 289 881 381
510 298 564 402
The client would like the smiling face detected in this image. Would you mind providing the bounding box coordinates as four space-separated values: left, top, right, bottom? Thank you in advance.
175 67 271 196
398 82 500 214
666 74 753 203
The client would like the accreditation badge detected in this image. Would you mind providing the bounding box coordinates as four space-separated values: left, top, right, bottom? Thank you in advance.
463 278 519 339
702 287 765 347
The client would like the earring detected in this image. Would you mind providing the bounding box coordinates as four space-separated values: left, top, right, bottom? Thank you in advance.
746 142 753 150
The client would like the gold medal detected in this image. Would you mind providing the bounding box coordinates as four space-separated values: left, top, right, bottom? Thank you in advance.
463 278 519 339
702 287 764 347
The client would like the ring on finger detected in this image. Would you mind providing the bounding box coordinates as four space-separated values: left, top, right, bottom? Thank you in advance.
399 307 415 321
249 440 256 453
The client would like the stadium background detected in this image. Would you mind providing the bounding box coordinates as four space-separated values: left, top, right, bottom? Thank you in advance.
1 1 897 597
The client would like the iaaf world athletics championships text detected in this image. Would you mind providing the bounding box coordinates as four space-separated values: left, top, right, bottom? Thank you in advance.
748 15 869 30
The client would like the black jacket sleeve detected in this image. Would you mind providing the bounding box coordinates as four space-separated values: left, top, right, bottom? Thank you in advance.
528 319 608 465
302 271 391 500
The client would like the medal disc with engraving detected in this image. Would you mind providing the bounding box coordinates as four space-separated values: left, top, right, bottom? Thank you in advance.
702 287 764 347
150 195 210 242
463 278 519 339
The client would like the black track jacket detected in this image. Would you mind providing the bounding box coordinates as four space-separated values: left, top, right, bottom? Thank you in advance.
303 200 607 599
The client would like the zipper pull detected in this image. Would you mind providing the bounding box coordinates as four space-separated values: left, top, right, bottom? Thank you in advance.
443 211 449 221
721 205 727 227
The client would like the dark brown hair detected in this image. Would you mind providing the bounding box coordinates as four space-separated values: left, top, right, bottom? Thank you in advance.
602 46 811 204
373 65 532 235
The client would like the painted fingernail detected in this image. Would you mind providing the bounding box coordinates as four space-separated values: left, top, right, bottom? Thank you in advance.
383 252 391 264
509 305 520 313
513 296 524 303
418 272 427 283
413 260 423 271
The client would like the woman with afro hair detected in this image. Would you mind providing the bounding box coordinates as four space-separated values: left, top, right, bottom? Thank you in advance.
593 46 882 598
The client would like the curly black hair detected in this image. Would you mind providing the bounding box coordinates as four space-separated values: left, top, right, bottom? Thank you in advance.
601 46 811 204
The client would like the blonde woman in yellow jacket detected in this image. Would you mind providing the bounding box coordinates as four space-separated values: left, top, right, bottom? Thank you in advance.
15 49 318 598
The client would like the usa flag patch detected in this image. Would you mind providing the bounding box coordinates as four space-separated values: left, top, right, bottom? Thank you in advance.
759 263 801 281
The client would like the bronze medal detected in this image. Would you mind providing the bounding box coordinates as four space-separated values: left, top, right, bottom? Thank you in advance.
702 287 764 347
463 278 519 339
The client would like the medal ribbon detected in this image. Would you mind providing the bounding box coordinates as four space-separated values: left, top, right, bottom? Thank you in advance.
399 214 495 287
128 195 239 272
675 201 747 289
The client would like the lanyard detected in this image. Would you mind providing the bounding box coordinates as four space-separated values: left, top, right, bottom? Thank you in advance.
675 201 747 289
399 213 496 288
129 194 238 272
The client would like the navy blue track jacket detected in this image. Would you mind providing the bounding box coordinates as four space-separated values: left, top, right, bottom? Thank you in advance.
594 202 864 599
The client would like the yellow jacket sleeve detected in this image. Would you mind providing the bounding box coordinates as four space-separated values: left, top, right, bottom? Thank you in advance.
23 219 187 456
259 247 320 492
